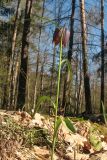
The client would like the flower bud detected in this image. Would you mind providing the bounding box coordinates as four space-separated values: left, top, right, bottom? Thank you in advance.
53 27 70 47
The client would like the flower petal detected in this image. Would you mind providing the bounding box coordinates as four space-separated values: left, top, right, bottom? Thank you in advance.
53 27 70 47
62 29 70 47
53 28 60 45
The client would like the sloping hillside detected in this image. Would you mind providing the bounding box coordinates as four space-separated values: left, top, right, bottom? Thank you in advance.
0 110 107 160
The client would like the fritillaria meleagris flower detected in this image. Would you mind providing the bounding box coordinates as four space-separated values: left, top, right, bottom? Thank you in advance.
53 27 70 47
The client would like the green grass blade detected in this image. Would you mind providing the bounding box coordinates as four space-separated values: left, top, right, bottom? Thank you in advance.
32 96 56 118
102 101 107 125
53 117 62 140
61 59 72 81
89 127 102 151
63 117 76 133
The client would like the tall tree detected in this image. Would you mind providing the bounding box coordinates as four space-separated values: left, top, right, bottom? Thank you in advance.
50 0 57 100
8 0 21 108
17 0 33 110
62 0 76 110
68 0 76 61
33 0 45 110
80 0 92 114
100 0 104 113
0 0 15 109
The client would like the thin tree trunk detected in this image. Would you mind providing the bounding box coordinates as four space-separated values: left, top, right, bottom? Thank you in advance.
33 0 45 110
17 0 33 110
50 0 56 99
40 64 44 95
62 0 76 109
26 66 30 111
80 0 92 114
80 84 84 113
75 53 78 114
100 0 104 113
76 48 82 114
92 79 96 113
50 46 56 97
12 58 19 108
40 54 46 95
68 0 76 61
33 54 40 110
8 0 21 108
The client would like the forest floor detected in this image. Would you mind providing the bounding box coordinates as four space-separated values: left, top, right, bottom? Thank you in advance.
0 110 107 160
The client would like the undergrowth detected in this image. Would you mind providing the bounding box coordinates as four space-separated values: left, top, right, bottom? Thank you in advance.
0 115 50 159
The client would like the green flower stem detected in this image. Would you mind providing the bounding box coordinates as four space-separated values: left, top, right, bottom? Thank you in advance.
51 37 62 160
56 38 62 110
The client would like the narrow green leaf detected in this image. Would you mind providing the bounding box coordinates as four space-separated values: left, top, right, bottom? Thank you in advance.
102 101 107 125
64 117 76 133
94 141 102 151
61 59 72 81
89 131 102 151
32 96 56 118
53 117 62 139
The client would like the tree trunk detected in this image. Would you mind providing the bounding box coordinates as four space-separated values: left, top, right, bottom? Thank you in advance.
17 0 33 110
8 0 21 109
33 54 40 110
40 54 46 95
62 0 76 109
75 52 78 114
50 46 56 97
33 0 45 110
80 0 92 114
12 58 19 108
100 0 104 113
76 47 82 114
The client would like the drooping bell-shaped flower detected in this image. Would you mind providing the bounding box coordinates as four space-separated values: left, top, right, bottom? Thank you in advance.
53 27 70 47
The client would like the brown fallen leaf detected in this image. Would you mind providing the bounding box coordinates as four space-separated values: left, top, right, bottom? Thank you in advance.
20 112 32 121
82 141 91 154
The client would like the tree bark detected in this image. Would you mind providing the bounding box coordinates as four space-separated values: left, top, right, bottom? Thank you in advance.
17 0 33 110
62 0 76 109
80 0 92 114
8 0 21 108
50 46 56 97
33 0 45 110
40 54 46 95
100 0 104 113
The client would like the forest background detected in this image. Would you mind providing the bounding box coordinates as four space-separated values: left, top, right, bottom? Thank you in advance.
0 0 107 116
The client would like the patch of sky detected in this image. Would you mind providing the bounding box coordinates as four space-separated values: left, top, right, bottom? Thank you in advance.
0 6 15 22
